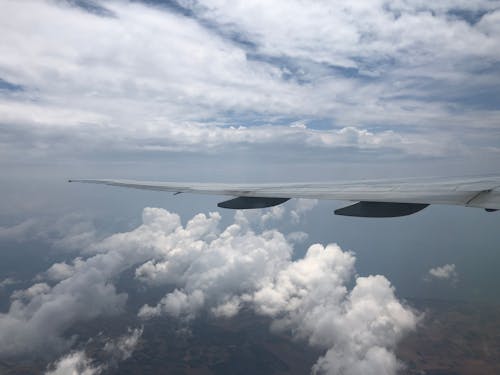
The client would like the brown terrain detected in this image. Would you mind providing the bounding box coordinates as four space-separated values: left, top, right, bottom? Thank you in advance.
397 299 500 375
0 299 499 375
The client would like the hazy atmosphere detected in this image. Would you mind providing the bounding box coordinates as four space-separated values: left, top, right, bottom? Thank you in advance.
1 1 500 374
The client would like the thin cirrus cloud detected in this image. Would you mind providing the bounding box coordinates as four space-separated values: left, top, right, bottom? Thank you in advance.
0 0 499 165
0 205 417 375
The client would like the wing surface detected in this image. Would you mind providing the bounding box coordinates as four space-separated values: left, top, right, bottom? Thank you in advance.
69 176 500 214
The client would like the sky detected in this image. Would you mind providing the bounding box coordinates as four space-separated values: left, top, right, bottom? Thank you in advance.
1 0 500 374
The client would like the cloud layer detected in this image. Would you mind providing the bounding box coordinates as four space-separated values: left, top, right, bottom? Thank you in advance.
1 0 499 166
0 206 417 374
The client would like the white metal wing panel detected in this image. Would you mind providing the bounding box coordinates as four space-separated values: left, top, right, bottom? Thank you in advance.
69 176 500 210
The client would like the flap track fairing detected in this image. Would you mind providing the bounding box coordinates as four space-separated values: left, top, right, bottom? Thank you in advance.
218 197 290 209
334 201 429 217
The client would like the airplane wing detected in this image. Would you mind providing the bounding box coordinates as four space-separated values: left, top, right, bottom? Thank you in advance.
68 176 500 217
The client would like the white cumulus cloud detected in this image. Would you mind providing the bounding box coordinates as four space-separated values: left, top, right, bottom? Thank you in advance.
290 198 318 223
426 263 459 285
45 327 143 375
45 350 101 375
127 210 418 375
103 327 144 364
0 207 417 375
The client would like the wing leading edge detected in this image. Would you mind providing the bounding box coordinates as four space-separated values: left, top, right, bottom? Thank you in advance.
68 176 500 217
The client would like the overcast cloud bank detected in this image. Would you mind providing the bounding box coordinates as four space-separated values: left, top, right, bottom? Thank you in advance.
0 0 499 167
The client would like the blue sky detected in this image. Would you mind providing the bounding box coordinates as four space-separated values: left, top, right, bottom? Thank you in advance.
1 1 500 374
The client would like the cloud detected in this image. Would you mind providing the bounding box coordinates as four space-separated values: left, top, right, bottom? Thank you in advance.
290 198 318 223
186 0 500 75
0 0 499 167
260 205 286 225
0 207 244 356
45 327 143 375
425 263 459 285
45 350 101 375
0 214 98 252
286 230 309 244
127 209 418 374
0 219 42 241
1 276 126 356
44 258 85 282
102 327 144 365
232 198 318 229
0 278 16 289
10 282 51 301
0 208 159 356
0 206 417 374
